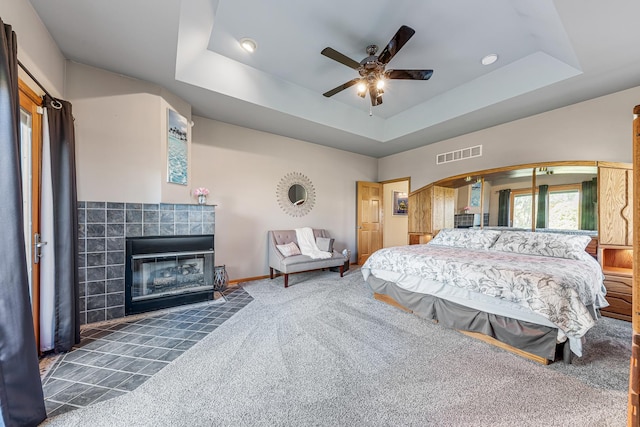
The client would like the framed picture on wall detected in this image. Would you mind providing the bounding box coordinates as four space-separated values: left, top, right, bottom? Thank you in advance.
393 191 408 215
167 108 188 185
469 181 482 207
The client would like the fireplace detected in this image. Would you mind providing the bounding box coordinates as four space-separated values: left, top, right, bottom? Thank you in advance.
125 235 215 315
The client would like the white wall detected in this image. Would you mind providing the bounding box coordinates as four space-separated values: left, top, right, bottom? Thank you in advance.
379 85 640 189
67 62 192 203
1 0 65 97
191 117 378 280
382 181 409 247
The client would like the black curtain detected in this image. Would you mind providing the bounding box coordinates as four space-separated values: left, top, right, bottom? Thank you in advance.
536 185 548 229
497 189 511 226
44 95 81 352
580 177 597 230
0 19 46 426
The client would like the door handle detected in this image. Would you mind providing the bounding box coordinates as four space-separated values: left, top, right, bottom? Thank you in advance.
33 233 47 264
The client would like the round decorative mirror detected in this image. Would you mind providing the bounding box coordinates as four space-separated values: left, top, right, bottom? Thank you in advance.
288 184 307 206
277 172 315 217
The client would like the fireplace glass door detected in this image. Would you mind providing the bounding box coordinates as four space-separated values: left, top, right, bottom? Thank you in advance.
125 235 215 315
131 250 214 302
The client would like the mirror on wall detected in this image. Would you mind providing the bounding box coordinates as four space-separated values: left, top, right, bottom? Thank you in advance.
483 165 598 231
276 172 316 217
288 184 307 206
483 168 533 229
532 165 598 231
443 162 598 233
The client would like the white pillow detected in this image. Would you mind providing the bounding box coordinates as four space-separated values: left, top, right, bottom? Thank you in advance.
491 231 592 260
276 242 301 257
428 228 501 250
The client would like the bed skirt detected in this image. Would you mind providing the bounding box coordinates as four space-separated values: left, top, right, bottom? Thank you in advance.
366 274 560 361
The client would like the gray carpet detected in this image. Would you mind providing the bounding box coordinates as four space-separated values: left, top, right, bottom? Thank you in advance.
42 268 630 426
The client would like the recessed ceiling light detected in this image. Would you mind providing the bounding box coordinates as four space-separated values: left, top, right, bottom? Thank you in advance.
239 38 257 53
481 54 498 66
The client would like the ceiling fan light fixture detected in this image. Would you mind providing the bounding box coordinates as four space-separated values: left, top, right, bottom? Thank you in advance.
239 38 257 53
321 25 431 107
481 53 498 66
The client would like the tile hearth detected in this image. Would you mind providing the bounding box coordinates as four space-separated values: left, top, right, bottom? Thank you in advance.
41 286 253 418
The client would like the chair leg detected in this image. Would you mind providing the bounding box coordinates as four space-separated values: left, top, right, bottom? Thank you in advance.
339 265 344 277
284 274 289 288
270 267 274 279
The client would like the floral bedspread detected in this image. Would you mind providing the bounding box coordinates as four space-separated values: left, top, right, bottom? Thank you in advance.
362 244 607 338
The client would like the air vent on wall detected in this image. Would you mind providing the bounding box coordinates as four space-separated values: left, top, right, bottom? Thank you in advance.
436 145 482 165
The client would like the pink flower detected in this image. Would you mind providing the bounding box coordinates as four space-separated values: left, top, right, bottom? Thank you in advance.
193 187 209 196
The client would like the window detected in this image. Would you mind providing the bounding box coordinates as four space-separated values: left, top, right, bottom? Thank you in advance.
547 187 580 229
511 192 535 228
510 184 581 230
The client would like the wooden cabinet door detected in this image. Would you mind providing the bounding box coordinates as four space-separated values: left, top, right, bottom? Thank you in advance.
599 167 633 245
422 187 433 233
433 186 455 232
408 192 420 233
408 186 431 233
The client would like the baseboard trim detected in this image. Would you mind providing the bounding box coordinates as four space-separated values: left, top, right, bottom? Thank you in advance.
229 275 270 285
233 265 359 286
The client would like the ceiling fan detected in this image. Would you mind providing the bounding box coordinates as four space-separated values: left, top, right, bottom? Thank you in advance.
321 25 433 107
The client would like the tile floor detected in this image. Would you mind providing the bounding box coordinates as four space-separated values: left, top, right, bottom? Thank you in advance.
41 286 253 417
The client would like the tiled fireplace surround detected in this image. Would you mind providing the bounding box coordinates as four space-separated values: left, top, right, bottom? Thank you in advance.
78 202 215 325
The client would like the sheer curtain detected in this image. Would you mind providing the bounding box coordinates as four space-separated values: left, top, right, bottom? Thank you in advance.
40 107 55 351
0 18 46 426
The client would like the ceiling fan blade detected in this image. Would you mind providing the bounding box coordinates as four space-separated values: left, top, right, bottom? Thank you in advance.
385 69 434 80
369 86 382 106
377 25 416 65
321 47 361 70
323 78 361 97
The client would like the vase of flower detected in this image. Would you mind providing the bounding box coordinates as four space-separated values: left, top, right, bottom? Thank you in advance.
193 187 210 205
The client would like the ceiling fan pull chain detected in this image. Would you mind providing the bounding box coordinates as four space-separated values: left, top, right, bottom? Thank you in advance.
369 105 373 117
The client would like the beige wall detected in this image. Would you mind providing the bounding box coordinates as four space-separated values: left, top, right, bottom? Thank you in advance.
382 181 409 247
379 85 640 189
2 0 66 97
67 61 378 281
67 62 192 203
191 117 378 280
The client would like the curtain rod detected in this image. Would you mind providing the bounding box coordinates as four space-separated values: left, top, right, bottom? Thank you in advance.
17 59 62 109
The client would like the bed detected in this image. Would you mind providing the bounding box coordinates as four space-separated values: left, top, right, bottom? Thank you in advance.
361 228 608 364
